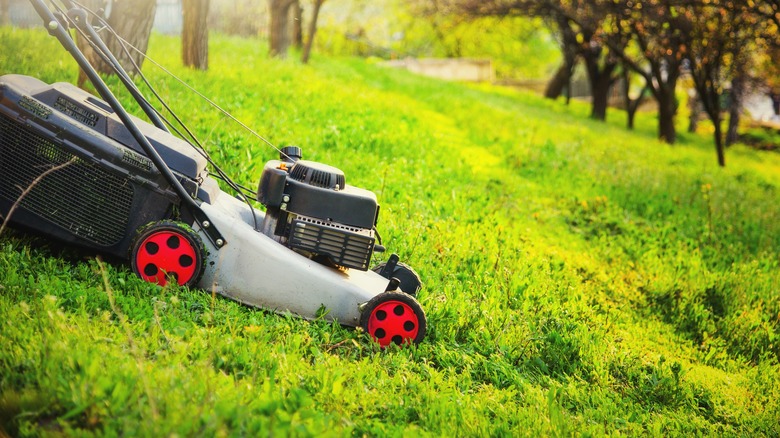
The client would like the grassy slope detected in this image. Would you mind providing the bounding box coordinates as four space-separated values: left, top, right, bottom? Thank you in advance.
1 28 779 436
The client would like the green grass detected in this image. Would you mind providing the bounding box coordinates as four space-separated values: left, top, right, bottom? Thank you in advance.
1 27 779 435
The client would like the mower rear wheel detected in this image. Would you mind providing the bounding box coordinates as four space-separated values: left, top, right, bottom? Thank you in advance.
360 292 426 348
130 221 205 288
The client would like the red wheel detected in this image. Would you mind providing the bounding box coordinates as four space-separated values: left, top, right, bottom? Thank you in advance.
130 221 205 287
360 292 426 347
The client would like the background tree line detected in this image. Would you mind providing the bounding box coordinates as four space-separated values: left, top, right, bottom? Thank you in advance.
447 0 780 167
46 0 329 84
11 0 777 167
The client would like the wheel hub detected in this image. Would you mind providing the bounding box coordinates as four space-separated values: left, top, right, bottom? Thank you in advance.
135 230 198 286
367 300 420 347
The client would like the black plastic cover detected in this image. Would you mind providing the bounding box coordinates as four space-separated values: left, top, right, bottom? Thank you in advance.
2 75 207 180
259 159 378 229
257 163 287 207
0 74 204 258
286 179 378 229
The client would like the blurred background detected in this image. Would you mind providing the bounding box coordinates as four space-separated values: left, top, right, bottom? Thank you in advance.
2 0 779 165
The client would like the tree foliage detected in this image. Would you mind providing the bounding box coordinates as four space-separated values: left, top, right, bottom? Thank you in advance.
399 0 557 79
755 0 780 33
681 2 763 166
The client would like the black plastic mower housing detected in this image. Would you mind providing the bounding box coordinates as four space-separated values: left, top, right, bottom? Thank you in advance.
0 74 208 258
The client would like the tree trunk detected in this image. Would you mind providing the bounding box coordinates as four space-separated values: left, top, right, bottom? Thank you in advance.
657 92 677 144
626 92 645 131
292 0 303 50
77 0 157 88
688 115 698 133
545 17 578 101
625 76 636 129
692 68 728 167
1 0 10 26
102 0 157 74
182 0 210 70
713 115 726 167
582 46 618 121
627 100 639 130
269 0 295 58
590 79 610 121
587 61 617 121
544 63 570 99
686 88 698 133
301 0 324 64
726 76 743 146
623 69 647 130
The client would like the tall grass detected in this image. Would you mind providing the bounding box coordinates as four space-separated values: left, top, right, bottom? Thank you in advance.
1 27 779 435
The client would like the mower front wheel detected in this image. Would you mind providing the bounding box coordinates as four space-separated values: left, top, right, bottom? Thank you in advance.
130 221 205 288
372 261 422 296
360 292 426 348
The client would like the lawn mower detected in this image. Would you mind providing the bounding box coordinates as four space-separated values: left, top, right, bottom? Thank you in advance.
0 0 426 347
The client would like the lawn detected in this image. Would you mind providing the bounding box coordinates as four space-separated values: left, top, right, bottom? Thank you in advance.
1 27 779 435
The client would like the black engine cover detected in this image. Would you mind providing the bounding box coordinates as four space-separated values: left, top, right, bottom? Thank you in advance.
259 160 378 229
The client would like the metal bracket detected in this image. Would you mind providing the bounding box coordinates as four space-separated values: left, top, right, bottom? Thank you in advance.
379 253 400 279
192 207 226 249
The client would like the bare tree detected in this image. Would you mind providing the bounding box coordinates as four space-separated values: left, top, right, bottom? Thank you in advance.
268 0 296 57
543 15 578 102
684 2 765 166
76 0 158 87
293 0 303 50
182 0 210 70
622 65 650 130
1 0 10 26
301 0 325 64
603 1 687 144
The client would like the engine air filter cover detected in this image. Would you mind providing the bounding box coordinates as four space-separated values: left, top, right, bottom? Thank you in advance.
288 215 375 270
289 160 346 190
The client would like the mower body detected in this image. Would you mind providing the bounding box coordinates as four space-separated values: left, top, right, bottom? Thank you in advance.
0 74 410 329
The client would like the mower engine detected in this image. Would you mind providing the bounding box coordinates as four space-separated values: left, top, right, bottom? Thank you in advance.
257 147 380 271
